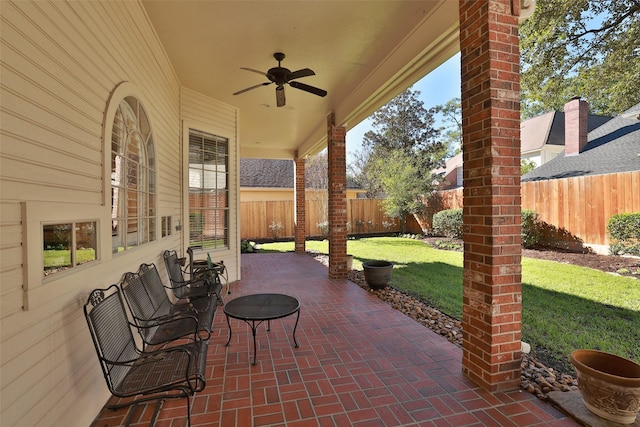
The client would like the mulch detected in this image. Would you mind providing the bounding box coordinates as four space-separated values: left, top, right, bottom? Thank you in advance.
422 236 640 277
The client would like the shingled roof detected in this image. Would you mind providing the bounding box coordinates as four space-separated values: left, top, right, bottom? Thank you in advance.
240 158 363 190
521 111 612 153
240 158 294 188
522 102 640 182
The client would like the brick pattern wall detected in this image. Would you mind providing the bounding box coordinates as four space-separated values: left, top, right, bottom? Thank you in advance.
459 0 523 392
327 114 348 278
294 158 306 253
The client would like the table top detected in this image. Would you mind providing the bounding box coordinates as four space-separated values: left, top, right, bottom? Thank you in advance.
224 293 300 321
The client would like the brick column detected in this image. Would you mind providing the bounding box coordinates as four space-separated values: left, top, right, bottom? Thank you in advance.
327 113 348 278
294 157 306 253
459 0 522 392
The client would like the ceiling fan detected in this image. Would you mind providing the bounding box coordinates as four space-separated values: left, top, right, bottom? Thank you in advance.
233 52 327 107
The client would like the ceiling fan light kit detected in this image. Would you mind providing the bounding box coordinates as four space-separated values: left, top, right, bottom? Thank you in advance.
233 52 327 107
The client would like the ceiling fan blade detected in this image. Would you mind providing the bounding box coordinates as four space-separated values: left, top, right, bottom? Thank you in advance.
233 82 272 96
289 68 315 80
275 86 286 107
240 67 270 77
289 81 327 97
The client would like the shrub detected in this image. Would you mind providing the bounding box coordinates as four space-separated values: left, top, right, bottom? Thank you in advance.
608 213 640 256
521 209 543 249
431 208 545 249
240 240 257 253
432 208 463 239
382 221 395 231
268 221 283 239
316 221 329 238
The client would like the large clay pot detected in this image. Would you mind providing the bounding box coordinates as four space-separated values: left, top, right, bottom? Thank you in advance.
362 260 393 290
570 349 640 424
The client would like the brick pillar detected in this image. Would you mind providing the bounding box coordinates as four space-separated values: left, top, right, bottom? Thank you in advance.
327 113 348 278
294 157 306 253
459 0 523 392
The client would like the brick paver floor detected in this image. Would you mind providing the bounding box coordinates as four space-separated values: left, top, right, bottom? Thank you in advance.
91 252 579 427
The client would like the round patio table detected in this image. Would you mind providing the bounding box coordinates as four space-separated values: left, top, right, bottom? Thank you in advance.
223 293 300 364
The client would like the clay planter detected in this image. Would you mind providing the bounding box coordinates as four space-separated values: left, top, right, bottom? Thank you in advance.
362 260 393 290
570 349 640 424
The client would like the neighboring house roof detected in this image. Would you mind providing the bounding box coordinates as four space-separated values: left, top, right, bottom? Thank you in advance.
434 153 461 176
521 111 612 154
434 152 463 190
522 103 640 182
437 153 462 174
240 159 293 188
240 158 362 189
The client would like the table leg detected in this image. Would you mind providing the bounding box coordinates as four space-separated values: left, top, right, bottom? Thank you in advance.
251 320 258 365
292 308 300 348
225 314 232 346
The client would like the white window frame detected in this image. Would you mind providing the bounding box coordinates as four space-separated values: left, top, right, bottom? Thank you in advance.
109 94 157 254
187 128 229 251
22 201 103 310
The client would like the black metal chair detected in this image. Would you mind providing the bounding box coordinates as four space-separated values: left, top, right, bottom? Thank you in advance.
83 285 207 426
163 249 220 302
120 265 214 348
207 252 230 298
138 262 217 319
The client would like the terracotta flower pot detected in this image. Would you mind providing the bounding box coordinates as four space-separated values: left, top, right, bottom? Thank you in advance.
362 260 393 290
570 349 640 424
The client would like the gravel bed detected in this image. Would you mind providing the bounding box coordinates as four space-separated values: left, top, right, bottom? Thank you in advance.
310 252 579 401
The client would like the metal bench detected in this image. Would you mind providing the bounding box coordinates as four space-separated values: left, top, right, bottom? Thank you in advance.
120 263 216 348
84 285 207 427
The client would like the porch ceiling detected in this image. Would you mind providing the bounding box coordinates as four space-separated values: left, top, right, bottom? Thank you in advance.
141 1 459 159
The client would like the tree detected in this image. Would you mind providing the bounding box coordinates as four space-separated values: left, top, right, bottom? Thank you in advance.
359 88 446 227
347 147 380 198
520 0 640 118
521 159 537 175
434 97 462 156
373 151 428 220
305 151 329 233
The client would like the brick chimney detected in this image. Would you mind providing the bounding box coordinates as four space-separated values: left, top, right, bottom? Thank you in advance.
564 98 589 156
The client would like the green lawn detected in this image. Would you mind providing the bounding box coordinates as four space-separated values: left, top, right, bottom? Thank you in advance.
258 237 640 368
43 248 96 267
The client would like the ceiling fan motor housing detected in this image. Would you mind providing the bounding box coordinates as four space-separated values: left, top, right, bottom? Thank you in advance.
267 67 290 86
233 51 326 107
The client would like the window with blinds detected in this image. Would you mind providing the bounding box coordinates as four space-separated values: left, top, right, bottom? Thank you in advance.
188 129 229 249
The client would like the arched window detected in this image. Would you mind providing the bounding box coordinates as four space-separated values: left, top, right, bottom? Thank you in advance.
111 96 156 253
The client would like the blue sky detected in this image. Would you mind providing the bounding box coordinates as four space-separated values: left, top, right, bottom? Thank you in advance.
346 52 461 163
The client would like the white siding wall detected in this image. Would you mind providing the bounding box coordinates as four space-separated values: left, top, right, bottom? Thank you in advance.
0 1 238 425
541 145 564 164
181 88 240 282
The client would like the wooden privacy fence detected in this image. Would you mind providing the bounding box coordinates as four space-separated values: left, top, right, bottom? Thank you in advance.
241 171 639 246
240 198 400 240
521 171 639 246
427 171 640 247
